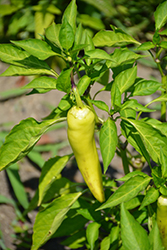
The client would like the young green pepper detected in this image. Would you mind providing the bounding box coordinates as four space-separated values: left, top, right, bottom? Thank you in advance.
67 88 105 203
157 195 167 249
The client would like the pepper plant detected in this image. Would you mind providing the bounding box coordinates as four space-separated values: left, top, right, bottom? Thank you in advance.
0 0 167 249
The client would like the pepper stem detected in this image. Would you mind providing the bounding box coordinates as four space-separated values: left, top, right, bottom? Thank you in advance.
72 86 84 109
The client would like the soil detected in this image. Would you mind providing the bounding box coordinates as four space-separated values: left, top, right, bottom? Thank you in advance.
0 61 161 250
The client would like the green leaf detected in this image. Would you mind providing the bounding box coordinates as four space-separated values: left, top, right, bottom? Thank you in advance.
0 4 18 16
74 23 85 46
135 41 155 51
77 75 91 95
84 32 95 65
71 44 88 55
124 118 167 164
0 117 66 171
34 10 55 39
109 225 120 247
153 30 161 45
115 66 137 94
107 48 146 68
143 118 167 138
62 0 77 34
131 79 161 96
147 93 167 105
149 221 165 250
56 68 72 93
38 155 72 205
27 150 45 168
154 1 167 30
27 88 53 94
11 39 57 60
160 41 167 49
121 203 150 250
117 171 149 182
59 16 75 50
160 148 167 178
79 0 116 17
93 29 140 48
98 175 151 210
0 194 16 206
86 222 100 250
77 202 102 222
97 68 109 85
23 76 57 90
42 177 76 203
151 166 164 189
61 230 86 249
125 195 143 210
120 120 151 166
99 118 117 173
54 212 87 238
132 207 148 225
24 190 39 216
0 44 29 66
77 14 105 30
31 192 82 250
6 163 29 209
111 81 121 109
89 99 109 112
0 88 27 101
45 4 61 15
159 29 167 35
45 22 62 48
88 64 108 82
85 49 115 62
121 99 155 113
58 94 72 111
100 235 110 250
33 4 61 14
120 108 137 120
0 44 51 70
139 187 159 210
0 65 54 77
0 194 23 219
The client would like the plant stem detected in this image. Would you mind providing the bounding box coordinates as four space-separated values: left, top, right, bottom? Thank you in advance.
119 139 130 175
85 95 100 124
72 85 84 109
161 101 166 122
120 148 130 175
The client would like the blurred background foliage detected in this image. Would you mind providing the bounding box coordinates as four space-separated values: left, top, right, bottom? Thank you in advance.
0 0 165 43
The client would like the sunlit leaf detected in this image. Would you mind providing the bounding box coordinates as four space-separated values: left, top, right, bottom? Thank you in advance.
121 203 150 250
99 118 117 173
93 29 140 47
98 175 151 210
154 1 167 30
0 117 66 171
124 118 167 163
38 155 72 205
11 39 57 60
86 222 100 250
32 192 82 250
139 187 159 210
23 76 57 90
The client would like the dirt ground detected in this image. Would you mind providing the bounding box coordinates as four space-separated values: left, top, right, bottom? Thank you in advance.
0 61 161 250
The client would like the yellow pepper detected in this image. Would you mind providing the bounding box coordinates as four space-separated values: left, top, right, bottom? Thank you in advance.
67 100 105 203
157 195 167 249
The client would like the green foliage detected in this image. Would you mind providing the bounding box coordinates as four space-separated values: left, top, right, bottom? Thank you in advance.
0 0 167 249
99 118 117 173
